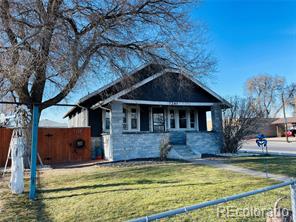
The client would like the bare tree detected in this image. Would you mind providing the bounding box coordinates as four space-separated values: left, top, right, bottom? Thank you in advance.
0 0 215 162
222 97 262 153
246 74 285 118
274 83 296 116
277 83 296 142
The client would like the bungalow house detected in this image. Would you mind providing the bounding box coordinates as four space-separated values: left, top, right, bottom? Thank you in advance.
64 64 231 161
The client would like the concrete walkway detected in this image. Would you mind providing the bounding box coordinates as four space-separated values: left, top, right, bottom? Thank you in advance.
191 159 291 182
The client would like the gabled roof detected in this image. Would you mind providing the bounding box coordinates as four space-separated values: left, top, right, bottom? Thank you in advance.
64 63 231 118
64 63 165 117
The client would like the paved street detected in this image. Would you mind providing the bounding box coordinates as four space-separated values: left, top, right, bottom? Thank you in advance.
241 138 296 155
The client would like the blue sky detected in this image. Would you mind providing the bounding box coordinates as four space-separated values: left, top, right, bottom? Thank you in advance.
194 0 296 96
42 0 296 122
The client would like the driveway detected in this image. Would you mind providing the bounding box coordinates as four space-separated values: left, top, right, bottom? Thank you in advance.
241 137 296 155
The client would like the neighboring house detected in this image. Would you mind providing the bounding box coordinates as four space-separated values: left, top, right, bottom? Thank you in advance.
64 64 231 161
253 118 278 138
272 117 296 137
39 119 68 128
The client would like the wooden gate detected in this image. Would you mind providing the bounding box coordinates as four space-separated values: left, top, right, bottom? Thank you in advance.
0 127 91 166
0 128 13 167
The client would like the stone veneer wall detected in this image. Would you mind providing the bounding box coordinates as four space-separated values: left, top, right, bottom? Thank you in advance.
112 132 169 161
103 101 225 161
186 132 222 154
102 131 223 161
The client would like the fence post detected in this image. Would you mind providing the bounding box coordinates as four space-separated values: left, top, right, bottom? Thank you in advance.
290 182 296 221
29 104 39 200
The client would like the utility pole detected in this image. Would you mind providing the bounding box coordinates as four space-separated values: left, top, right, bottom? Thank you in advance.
29 104 39 200
281 92 289 143
294 98 296 117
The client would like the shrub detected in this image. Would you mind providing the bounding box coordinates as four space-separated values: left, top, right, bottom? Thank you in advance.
160 136 172 161
222 97 262 153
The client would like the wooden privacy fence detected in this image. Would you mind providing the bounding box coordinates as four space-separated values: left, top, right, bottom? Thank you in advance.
0 127 91 166
0 128 13 167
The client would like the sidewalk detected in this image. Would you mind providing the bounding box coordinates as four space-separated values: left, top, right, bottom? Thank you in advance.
191 158 291 182
240 149 296 157
247 137 296 143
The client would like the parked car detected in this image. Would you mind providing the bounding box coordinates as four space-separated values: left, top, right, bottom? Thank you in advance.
286 128 296 137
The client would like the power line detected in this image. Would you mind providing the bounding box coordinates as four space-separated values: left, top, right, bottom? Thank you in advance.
0 101 77 107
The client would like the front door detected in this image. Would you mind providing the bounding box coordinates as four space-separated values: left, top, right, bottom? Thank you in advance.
152 107 165 132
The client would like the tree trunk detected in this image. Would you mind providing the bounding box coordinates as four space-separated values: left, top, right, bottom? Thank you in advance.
22 106 41 168
23 116 32 169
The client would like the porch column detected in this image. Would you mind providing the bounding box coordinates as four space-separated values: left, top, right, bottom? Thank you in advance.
109 101 123 161
211 104 223 133
211 104 224 152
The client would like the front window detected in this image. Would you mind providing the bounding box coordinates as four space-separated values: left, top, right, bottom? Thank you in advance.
168 108 197 130
190 111 195 128
169 110 176 128
122 106 140 131
153 108 165 132
104 110 110 131
131 108 138 129
179 110 187 128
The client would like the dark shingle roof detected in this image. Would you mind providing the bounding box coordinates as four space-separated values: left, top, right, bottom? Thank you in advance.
64 63 165 118
64 63 232 118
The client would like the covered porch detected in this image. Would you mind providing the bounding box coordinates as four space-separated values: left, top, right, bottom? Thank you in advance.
101 100 224 161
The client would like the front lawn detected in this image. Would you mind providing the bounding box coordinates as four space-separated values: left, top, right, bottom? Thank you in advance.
0 161 291 221
223 156 296 178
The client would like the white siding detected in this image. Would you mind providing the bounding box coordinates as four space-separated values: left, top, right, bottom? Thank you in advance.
68 109 89 127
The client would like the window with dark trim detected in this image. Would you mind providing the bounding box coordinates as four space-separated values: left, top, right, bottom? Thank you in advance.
131 108 138 129
169 110 176 128
190 111 195 128
152 108 165 132
179 110 187 128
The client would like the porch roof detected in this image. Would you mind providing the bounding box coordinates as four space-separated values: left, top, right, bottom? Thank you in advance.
116 99 222 107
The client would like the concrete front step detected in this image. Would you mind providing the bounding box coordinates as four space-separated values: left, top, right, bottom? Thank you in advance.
169 132 186 145
168 145 201 160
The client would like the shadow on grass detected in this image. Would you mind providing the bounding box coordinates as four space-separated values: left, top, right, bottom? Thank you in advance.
41 179 180 193
41 182 202 200
81 164 195 182
0 177 51 221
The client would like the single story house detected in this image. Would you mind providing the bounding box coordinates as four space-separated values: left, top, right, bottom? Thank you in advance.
252 118 278 138
64 63 231 161
272 117 296 137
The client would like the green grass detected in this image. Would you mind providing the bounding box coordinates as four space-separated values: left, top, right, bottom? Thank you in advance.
0 162 291 222
223 156 296 178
